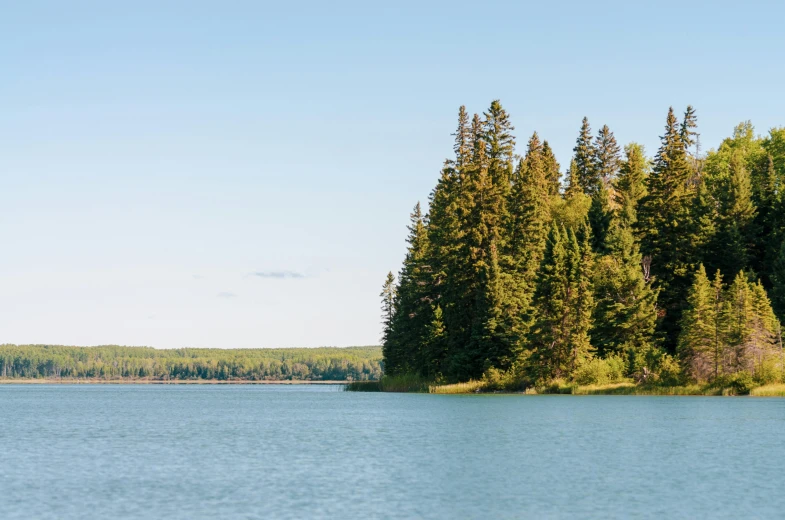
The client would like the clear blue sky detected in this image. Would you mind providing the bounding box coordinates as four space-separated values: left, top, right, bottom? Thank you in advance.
2 0 784 348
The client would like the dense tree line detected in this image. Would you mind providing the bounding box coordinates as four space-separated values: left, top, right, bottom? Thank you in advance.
382 101 785 387
0 345 382 381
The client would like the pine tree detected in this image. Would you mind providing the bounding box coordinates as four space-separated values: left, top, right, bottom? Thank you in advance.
571 224 596 371
639 107 700 351
423 305 447 379
483 100 516 197
678 265 717 380
387 203 433 376
509 133 550 282
616 143 649 234
380 272 402 375
528 225 571 379
771 240 785 321
588 182 613 254
505 133 552 354
529 224 594 380
592 219 658 363
594 125 622 187
542 140 562 196
572 117 598 195
380 272 396 344
586 125 621 253
704 151 757 276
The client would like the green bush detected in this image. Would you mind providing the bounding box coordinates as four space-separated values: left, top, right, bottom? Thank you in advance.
713 372 756 395
754 356 784 385
573 355 625 385
480 367 526 392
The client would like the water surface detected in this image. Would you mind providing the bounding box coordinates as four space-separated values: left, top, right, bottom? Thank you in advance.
1 385 782 519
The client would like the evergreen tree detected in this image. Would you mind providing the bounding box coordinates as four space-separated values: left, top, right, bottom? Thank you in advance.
505 133 552 353
387 203 433 376
639 107 700 351
529 224 594 379
616 143 648 233
771 240 785 321
542 140 561 196
380 272 396 343
588 182 613 253
586 125 621 253
422 305 447 379
704 151 757 276
592 219 658 363
380 272 402 375
594 125 622 187
678 265 718 380
572 117 598 195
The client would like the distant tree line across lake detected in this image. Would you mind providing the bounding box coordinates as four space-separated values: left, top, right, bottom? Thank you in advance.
0 345 382 381
382 101 785 390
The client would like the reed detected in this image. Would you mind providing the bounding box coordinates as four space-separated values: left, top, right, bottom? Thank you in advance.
429 381 485 394
749 384 785 396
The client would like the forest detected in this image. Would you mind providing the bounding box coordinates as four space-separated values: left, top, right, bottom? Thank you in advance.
381 101 785 392
0 345 382 381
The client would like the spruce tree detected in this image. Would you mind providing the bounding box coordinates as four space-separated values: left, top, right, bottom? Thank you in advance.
639 107 700 351
423 305 447 379
388 203 434 376
594 124 622 187
678 265 717 380
586 125 621 253
380 272 402 375
542 140 562 196
704 152 757 276
528 225 571 379
572 117 598 195
771 240 785 321
616 143 648 224
529 224 594 380
588 182 613 254
505 133 552 352
592 219 658 363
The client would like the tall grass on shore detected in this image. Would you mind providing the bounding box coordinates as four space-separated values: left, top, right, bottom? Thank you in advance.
429 381 485 394
345 374 430 393
749 384 785 396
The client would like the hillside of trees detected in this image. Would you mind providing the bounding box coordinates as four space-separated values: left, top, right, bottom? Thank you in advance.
382 101 785 389
0 345 382 381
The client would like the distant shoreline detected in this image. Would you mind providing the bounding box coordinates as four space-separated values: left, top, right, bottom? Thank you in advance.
0 378 352 385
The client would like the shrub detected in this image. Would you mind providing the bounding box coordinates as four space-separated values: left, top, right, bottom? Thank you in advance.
480 367 526 392
714 372 756 395
573 355 625 385
753 356 783 385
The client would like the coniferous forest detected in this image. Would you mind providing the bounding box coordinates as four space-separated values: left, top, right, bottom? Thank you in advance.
0 345 382 381
381 101 785 390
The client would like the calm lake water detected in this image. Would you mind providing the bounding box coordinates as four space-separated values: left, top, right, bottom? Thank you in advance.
1 385 783 519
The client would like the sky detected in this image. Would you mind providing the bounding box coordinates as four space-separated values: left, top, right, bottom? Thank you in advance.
1 0 784 349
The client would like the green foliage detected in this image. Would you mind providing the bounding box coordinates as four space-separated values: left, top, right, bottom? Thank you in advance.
381 101 785 389
528 224 594 380
572 355 626 385
678 266 782 382
0 345 383 381
638 106 704 351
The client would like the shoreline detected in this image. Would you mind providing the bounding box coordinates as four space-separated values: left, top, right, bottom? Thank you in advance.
0 378 352 385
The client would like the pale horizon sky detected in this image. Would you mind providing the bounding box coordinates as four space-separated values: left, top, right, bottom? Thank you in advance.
2 0 784 349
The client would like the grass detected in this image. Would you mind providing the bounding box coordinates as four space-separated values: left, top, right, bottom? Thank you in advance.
346 373 785 396
344 381 382 392
429 381 485 394
749 384 785 396
345 374 429 393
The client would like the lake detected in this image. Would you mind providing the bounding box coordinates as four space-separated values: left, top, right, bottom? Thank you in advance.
0 385 783 519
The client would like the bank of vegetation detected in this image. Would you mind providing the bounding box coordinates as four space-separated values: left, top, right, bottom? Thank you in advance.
0 345 382 382
371 101 785 395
